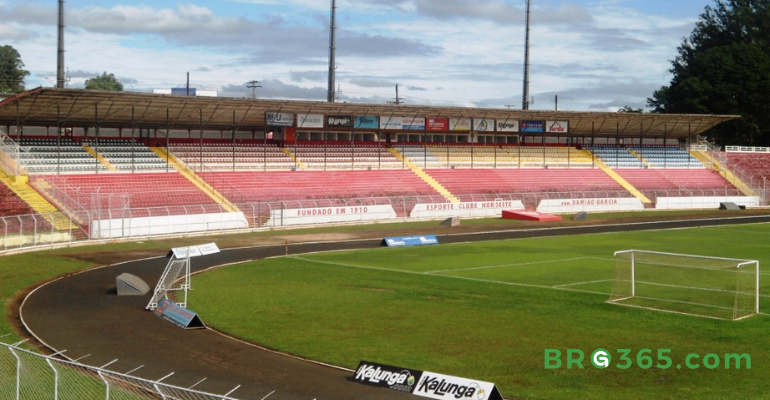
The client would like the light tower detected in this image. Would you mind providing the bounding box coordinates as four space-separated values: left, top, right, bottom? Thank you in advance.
57 0 66 88
522 0 531 110
327 0 337 102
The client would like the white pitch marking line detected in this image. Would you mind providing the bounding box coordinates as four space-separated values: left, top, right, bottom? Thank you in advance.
291 255 611 296
425 257 600 275
553 279 612 288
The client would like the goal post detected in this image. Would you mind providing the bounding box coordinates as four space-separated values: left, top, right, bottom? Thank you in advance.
609 250 759 320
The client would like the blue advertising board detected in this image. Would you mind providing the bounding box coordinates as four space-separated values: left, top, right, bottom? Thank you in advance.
355 116 379 129
383 235 439 247
154 298 205 329
520 120 545 133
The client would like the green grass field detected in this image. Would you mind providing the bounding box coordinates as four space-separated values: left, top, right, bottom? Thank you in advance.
191 223 770 400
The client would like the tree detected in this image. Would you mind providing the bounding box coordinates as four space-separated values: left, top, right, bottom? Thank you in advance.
85 72 123 91
0 45 30 94
647 0 770 146
618 106 644 114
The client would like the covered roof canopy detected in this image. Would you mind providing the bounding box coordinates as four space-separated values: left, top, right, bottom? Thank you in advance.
0 88 738 139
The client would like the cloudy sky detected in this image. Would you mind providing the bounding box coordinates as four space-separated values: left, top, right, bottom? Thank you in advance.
2 0 715 111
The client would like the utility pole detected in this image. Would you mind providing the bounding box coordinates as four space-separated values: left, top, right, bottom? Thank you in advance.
522 0 532 111
186 72 190 96
247 80 262 99
394 84 400 105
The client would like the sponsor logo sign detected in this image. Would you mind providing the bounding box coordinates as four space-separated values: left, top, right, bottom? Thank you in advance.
414 371 502 400
355 116 379 129
410 201 525 218
154 298 205 329
171 243 220 258
266 112 294 127
380 116 406 130
449 118 472 131
520 120 545 133
327 115 352 128
297 113 324 128
353 361 423 393
403 117 426 130
546 121 569 133
384 235 439 247
428 118 450 131
473 119 495 132
496 120 519 132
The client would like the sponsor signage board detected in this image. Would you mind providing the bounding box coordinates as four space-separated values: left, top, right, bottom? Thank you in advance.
414 371 503 400
171 243 220 259
352 361 423 394
427 118 450 131
496 120 519 132
473 119 495 132
380 116 405 130
520 120 545 133
266 205 397 226
546 121 569 133
154 298 205 329
403 117 426 130
537 198 644 213
297 113 324 128
410 201 525 218
266 112 294 127
449 118 472 131
383 235 439 247
355 116 379 129
328 115 352 128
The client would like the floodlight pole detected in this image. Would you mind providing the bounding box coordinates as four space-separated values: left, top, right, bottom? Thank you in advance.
327 0 337 103
522 0 531 111
57 0 66 88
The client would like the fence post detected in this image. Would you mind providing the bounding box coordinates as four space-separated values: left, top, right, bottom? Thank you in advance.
45 358 60 400
9 346 20 400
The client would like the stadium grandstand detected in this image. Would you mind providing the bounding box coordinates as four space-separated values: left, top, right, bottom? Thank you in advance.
0 87 764 247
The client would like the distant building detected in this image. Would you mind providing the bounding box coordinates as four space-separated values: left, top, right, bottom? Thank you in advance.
152 88 218 97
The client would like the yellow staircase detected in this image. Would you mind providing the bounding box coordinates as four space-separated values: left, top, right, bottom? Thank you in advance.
82 144 117 171
280 148 307 169
590 156 652 205
150 147 241 213
0 171 77 230
387 148 460 203
691 151 757 196
627 149 651 168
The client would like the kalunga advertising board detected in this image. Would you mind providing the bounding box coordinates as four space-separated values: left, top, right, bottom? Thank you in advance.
351 362 504 400
352 361 423 393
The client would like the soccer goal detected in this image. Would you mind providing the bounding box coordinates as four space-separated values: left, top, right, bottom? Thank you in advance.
146 252 191 311
609 250 759 320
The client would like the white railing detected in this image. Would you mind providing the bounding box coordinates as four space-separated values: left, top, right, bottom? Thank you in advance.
0 338 244 400
725 146 770 153
0 186 763 252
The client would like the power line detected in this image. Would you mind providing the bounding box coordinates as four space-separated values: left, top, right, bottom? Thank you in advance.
247 80 262 99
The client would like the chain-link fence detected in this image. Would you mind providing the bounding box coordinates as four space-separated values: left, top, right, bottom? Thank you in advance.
0 339 243 400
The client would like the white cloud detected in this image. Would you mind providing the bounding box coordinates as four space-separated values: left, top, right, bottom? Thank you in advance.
2 0 707 110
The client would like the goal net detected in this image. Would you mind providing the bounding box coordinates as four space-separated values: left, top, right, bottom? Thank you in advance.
146 255 190 311
609 250 759 320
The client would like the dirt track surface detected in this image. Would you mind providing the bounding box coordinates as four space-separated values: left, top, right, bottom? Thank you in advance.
18 214 770 400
